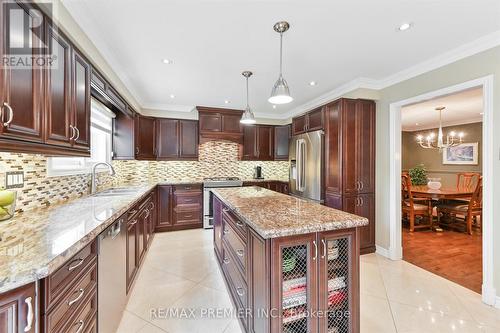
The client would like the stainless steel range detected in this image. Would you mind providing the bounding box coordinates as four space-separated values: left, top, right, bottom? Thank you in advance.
203 177 243 228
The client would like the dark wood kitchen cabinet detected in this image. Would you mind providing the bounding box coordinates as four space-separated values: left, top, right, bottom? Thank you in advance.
274 124 291 160
0 2 92 156
172 184 203 230
0 283 36 333
292 107 324 135
197 106 243 143
157 119 198 160
0 1 43 144
242 125 274 161
156 185 173 231
126 213 139 292
324 98 375 254
135 115 156 160
113 107 135 159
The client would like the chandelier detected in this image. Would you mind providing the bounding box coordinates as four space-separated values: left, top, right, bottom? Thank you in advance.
416 106 464 150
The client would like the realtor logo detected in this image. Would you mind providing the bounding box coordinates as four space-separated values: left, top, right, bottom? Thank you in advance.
2 1 56 69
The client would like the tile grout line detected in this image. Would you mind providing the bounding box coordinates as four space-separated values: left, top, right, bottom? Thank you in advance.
373 254 400 333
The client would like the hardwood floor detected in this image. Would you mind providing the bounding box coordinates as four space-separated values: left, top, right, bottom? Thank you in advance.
402 228 482 293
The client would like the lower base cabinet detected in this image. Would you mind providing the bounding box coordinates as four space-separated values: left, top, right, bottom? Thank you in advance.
156 184 203 232
0 283 36 333
214 196 360 333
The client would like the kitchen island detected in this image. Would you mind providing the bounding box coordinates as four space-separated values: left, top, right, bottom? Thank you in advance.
212 186 368 333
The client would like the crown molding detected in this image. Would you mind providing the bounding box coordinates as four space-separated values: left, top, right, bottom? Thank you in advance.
141 104 196 113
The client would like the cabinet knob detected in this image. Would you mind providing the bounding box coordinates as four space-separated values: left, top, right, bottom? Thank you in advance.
2 102 13 127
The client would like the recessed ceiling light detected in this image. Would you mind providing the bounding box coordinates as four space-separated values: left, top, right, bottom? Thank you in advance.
309 81 317 86
397 22 412 31
162 59 173 64
170 94 175 99
224 100 230 104
272 105 277 109
415 123 419 126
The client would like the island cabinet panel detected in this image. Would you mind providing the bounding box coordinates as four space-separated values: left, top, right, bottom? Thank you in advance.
0 283 36 333
134 115 156 160
213 196 224 260
324 98 375 254
274 124 291 161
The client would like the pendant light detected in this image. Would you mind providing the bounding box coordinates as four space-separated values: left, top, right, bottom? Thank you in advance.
240 71 256 124
268 21 293 105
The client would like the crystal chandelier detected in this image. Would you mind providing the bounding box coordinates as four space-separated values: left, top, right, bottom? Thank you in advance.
416 106 464 150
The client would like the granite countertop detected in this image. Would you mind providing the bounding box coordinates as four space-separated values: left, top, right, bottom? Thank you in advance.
212 186 368 239
0 178 205 294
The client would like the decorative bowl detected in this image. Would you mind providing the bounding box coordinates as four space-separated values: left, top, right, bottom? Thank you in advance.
0 190 17 221
427 178 442 190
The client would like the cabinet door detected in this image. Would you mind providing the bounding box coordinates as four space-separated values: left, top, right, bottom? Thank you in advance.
199 113 221 132
341 99 358 194
179 120 198 159
137 211 146 263
135 116 156 159
307 107 324 132
356 194 375 254
292 115 307 135
0 283 36 333
221 113 241 133
156 185 172 230
257 126 274 161
270 234 318 333
71 49 91 150
113 110 135 159
45 24 73 147
126 218 138 292
356 100 375 194
274 125 290 160
213 196 223 261
318 230 358 333
156 118 179 160
242 125 257 160
0 1 43 143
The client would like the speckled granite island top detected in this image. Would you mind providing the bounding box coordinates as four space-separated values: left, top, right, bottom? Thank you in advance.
0 179 202 294
212 187 368 239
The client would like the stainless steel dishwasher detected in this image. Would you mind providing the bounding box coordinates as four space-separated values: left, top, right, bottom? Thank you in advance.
98 213 127 333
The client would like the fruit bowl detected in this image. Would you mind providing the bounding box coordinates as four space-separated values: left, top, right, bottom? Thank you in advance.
0 190 17 221
427 178 442 190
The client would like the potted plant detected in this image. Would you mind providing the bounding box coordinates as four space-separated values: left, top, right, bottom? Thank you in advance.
408 165 428 186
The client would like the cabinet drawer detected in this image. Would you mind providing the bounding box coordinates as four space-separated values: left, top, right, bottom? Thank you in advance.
221 242 247 309
173 184 202 192
222 209 247 242
43 241 97 309
61 289 97 333
45 260 97 333
174 192 202 207
223 221 246 275
83 314 97 333
174 208 201 225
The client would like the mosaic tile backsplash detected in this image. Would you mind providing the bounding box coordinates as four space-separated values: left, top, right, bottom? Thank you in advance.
0 141 289 213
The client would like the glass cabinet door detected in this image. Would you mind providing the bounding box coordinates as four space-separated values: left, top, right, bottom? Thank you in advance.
318 230 358 333
271 234 318 333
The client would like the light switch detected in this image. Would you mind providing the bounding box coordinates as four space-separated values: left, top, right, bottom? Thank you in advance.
5 171 24 189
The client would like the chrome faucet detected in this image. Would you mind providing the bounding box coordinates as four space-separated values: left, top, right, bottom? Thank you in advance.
91 162 116 194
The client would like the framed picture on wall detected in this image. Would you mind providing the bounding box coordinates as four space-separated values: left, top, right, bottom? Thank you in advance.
442 142 479 165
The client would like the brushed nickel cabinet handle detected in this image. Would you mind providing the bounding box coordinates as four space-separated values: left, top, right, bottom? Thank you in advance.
68 258 84 271
69 125 75 140
68 288 84 306
223 257 230 264
184 214 193 218
223 208 230 213
74 126 80 141
75 320 85 333
129 209 138 215
360 181 364 190
2 102 13 127
236 249 244 257
236 287 245 296
312 240 318 261
136 147 140 154
321 239 327 259
185 186 192 190
236 221 244 228
129 219 138 226
24 296 33 332
223 228 229 235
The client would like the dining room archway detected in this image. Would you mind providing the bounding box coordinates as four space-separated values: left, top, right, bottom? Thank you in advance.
388 76 495 305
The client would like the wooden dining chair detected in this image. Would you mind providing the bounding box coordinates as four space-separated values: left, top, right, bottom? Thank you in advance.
401 174 433 232
457 172 481 190
437 176 483 235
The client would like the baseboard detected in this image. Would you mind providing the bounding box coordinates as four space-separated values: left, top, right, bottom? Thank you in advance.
481 284 497 306
375 245 390 258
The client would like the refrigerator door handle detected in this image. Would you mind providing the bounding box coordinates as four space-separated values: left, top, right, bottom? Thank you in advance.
296 139 301 191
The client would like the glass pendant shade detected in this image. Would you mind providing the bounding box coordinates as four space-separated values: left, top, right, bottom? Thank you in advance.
268 75 293 104
240 106 256 124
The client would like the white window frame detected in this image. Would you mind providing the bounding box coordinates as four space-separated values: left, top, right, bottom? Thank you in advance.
47 99 115 177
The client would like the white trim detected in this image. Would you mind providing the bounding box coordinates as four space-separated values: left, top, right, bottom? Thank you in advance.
388 75 495 305
375 245 390 258
495 296 500 309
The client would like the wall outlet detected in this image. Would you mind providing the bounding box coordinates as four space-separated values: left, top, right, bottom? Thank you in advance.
5 171 24 189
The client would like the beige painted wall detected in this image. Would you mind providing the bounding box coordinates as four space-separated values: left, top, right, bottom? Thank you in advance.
402 122 482 187
375 46 500 292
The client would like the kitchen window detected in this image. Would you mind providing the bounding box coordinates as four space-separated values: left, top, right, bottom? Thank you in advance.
47 99 115 176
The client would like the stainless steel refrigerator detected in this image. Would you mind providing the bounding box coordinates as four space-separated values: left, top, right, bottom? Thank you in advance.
289 129 324 202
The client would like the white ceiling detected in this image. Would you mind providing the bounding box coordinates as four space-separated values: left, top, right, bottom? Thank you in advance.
401 87 483 131
61 0 500 119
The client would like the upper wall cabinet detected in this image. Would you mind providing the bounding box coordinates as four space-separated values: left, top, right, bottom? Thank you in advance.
292 107 325 135
0 3 91 156
113 106 135 160
157 118 198 160
274 124 290 160
197 106 243 143
135 115 156 160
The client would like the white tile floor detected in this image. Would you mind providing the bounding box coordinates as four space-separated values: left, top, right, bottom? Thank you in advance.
117 229 500 333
